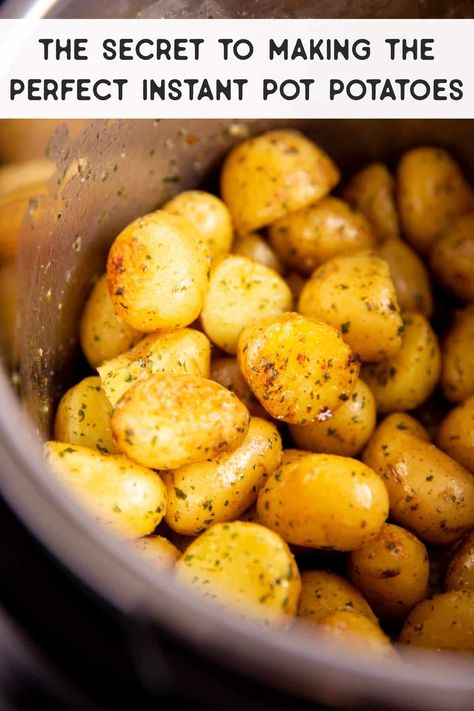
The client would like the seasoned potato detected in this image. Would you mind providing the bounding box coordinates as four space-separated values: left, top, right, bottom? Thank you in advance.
445 531 474 592
319 611 395 658
210 356 267 417
111 374 250 470
132 535 180 568
397 147 474 254
400 590 474 652
441 305 474 402
44 442 166 538
98 328 211 406
107 210 210 331
362 313 441 413
348 523 429 619
201 254 292 354
377 238 433 317
237 313 359 425
281 448 309 465
430 214 474 302
162 190 233 261
297 570 376 623
374 411 430 441
298 251 403 362
164 418 281 535
80 274 142 369
54 376 118 454
289 378 376 457
221 129 339 233
175 521 301 626
363 416 474 544
257 453 388 550
436 395 474 474
342 163 399 243
268 197 375 275
233 232 284 274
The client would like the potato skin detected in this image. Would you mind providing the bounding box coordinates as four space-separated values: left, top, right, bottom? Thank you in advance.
297 570 376 623
268 196 375 275
430 214 474 302
348 523 429 619
107 210 210 331
211 356 267 418
362 313 441 413
319 611 395 659
257 453 389 551
44 441 166 539
221 129 339 233
175 521 301 626
377 238 433 317
298 251 403 362
233 232 284 274
342 163 399 243
132 535 180 568
441 305 474 402
436 395 474 474
400 590 474 652
111 374 250 470
201 254 292 354
445 531 474 592
237 312 360 425
80 274 142 369
375 411 430 441
164 418 281 535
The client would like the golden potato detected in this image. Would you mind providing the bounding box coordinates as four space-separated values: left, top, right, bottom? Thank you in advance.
233 232 284 273
164 418 281 535
289 378 376 457
430 213 474 302
221 129 339 233
257 453 388 551
348 523 429 619
44 441 166 539
362 313 441 413
377 238 433 317
297 570 376 623
0 259 16 362
111 374 250 470
131 535 180 568
54 376 118 454
436 395 474 474
397 147 474 255
298 251 403 362
98 328 211 406
400 590 474 652
268 197 375 275
237 312 360 425
445 531 474 592
441 304 474 402
281 449 309 465
175 521 301 626
342 163 399 243
319 611 394 658
201 254 292 354
210 356 267 417
107 210 210 331
373 411 430 441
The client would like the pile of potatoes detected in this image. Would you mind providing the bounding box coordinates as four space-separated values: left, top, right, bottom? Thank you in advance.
47 129 474 655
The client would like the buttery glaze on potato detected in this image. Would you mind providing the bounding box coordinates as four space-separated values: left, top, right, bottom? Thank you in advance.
319 611 395 659
436 395 474 474
430 213 474 302
233 232 284 274
445 531 474 592
297 570 376 623
377 239 433 317
441 304 474 402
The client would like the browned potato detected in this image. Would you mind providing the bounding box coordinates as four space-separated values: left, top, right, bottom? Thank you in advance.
211 356 267 418
342 163 399 243
233 232 284 274
441 304 474 402
377 238 433 317
319 611 395 659
297 570 376 623
436 395 474 474
400 590 474 652
445 531 474 592
430 213 474 302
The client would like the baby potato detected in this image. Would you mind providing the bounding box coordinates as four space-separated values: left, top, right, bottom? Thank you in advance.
363 417 474 545
377 238 433 317
257 453 389 551
281 449 309 465
441 305 474 402
289 378 376 457
445 531 474 592
233 232 284 274
107 210 210 331
342 163 400 243
436 395 474 474
268 197 375 275
298 570 376 623
164 417 281 535
319 611 395 659
131 535 180 568
211 356 267 417
54 376 118 454
44 441 166 539
298 251 403 363
375 411 430 441
362 313 441 413
348 523 429 619
175 521 301 626
98 328 211 406
397 147 474 255
80 274 142 369
221 129 339 233
162 190 233 261
237 312 360 425
201 254 292 354
400 590 474 653
430 213 474 302
111 374 250 470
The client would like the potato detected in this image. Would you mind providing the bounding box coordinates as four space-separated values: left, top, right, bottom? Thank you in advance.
237 312 360 425
98 328 211 406
362 313 441 413
210 356 267 418
175 521 301 626
281 448 309 465
131 535 180 568
373 411 430 441
377 238 433 317
285 271 307 301
319 611 395 658
0 260 16 362
201 254 292 354
164 418 281 535
363 416 474 544
257 453 388 551
111 374 250 470
445 531 474 592
233 232 284 274
298 251 403 362
162 190 233 261
268 197 375 275
430 213 474 302
221 129 339 233
289 378 376 457
54 376 118 454
397 147 474 255
436 395 474 474
80 274 142 369
342 163 399 243
348 523 429 619
297 570 376 623
400 590 474 652
441 305 474 402
107 210 210 331
44 441 166 539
